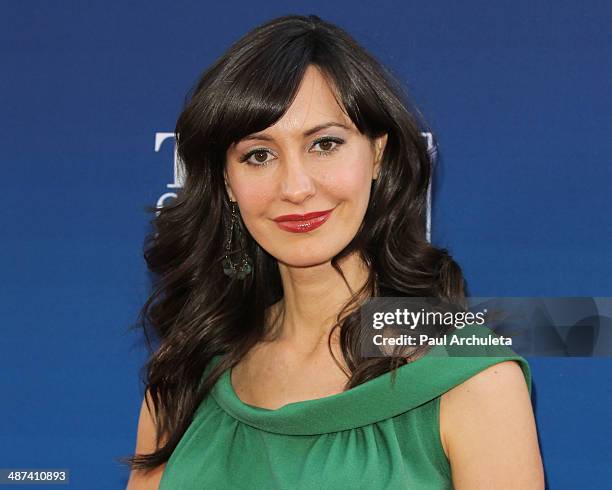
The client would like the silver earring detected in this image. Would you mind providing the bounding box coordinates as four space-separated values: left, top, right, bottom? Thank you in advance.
222 201 253 279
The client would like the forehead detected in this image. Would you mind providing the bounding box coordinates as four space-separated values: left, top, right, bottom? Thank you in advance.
252 66 353 138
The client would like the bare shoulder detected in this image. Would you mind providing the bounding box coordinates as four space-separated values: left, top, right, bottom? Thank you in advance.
439 360 545 490
125 390 167 490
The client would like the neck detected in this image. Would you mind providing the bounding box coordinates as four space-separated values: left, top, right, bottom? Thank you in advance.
269 251 372 356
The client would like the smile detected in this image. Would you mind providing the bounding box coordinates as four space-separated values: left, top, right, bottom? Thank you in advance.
272 208 335 233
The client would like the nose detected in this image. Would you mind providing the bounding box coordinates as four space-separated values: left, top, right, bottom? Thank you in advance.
279 155 316 204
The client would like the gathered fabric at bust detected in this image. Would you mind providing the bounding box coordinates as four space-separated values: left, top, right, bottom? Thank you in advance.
158 324 532 490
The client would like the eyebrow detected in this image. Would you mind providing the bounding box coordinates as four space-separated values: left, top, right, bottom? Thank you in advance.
240 122 351 143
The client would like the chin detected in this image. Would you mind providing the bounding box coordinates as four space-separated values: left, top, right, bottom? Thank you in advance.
271 241 352 269
277 255 333 268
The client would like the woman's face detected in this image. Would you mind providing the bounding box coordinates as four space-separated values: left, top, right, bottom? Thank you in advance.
225 65 387 268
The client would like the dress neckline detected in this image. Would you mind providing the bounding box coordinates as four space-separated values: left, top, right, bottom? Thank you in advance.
228 364 351 412
208 324 531 435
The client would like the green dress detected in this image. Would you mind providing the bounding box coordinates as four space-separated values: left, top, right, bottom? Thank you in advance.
158 324 531 489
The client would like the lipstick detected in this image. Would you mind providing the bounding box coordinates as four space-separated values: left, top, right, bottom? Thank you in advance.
273 208 334 233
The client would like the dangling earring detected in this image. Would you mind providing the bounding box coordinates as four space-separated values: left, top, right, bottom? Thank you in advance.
222 201 253 279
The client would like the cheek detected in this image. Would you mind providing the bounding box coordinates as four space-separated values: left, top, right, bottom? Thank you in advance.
227 166 274 215
237 187 274 219
323 152 373 199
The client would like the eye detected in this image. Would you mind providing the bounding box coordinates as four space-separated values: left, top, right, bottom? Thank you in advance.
239 148 276 166
238 136 345 167
311 137 344 156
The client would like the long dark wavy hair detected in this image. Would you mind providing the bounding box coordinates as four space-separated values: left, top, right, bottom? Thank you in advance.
120 13 466 472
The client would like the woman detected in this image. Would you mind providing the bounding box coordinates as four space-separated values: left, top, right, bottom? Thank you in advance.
124 14 544 489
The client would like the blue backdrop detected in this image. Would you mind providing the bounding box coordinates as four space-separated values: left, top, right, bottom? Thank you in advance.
2 1 611 489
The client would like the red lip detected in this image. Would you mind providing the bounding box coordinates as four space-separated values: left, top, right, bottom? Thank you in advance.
273 208 335 222
272 207 335 233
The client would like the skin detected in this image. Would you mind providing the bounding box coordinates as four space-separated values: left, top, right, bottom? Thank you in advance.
225 64 545 488
440 360 545 489
225 64 387 355
127 64 545 489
